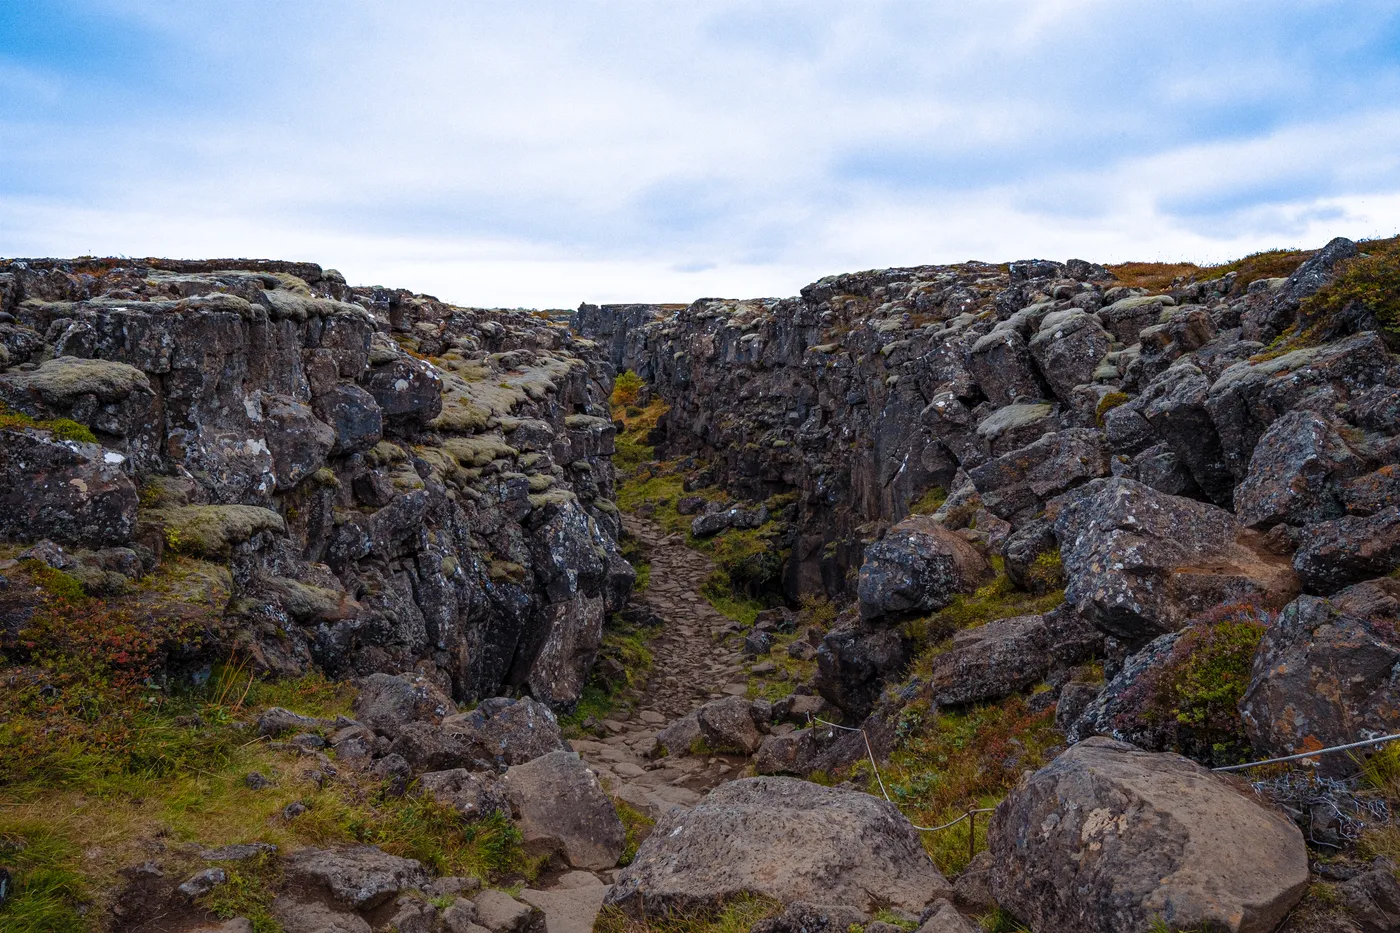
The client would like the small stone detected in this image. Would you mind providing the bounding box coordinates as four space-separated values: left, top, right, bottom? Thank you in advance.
282 801 308 820
178 867 228 898
751 661 777 675
245 771 272 790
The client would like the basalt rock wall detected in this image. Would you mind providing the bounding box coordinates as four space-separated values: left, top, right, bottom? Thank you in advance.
0 257 632 706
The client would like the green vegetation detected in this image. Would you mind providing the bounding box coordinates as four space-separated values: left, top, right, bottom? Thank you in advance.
1110 606 1267 766
977 907 1031 932
1094 391 1130 427
906 558 1064 656
1300 235 1400 343
0 823 87 933
613 798 656 867
595 894 783 933
0 402 98 444
199 849 282 933
559 616 656 736
908 486 948 516
873 695 1060 876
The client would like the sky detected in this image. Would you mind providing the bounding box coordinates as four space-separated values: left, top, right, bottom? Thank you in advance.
2 1 1399 308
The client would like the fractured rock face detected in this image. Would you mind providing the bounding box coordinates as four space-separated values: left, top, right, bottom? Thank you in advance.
0 428 139 547
1055 478 1297 646
988 737 1309 933
1240 592 1400 777
925 614 1051 706
1234 410 1359 529
442 696 567 766
605 776 951 916
281 844 429 912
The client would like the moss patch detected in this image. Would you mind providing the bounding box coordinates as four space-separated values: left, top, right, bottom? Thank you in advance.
145 505 286 559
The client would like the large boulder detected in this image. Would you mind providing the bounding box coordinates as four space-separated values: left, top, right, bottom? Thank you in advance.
605 777 951 916
696 695 765 755
282 845 429 912
313 383 383 455
442 696 567 766
988 737 1309 933
1240 592 1400 777
259 393 336 489
0 428 139 547
967 428 1110 523
1234 410 1359 529
1027 311 1114 404
1205 332 1397 484
417 768 509 821
501 751 625 870
1136 363 1234 506
364 356 443 426
925 615 1051 706
857 515 991 620
1098 294 1173 345
1292 506 1400 595
968 329 1044 407
1055 479 1297 646
352 672 456 738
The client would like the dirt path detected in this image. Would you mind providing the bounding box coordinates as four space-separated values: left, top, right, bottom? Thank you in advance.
569 514 752 819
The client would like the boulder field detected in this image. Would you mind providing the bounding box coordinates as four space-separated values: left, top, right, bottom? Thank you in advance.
3 239 1400 933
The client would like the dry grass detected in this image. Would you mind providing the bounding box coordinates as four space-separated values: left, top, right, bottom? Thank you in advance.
1105 261 1202 292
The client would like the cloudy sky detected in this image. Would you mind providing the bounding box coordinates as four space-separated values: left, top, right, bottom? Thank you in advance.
2 1 1399 307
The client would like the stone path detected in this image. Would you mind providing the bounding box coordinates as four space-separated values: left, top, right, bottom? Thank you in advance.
569 514 752 821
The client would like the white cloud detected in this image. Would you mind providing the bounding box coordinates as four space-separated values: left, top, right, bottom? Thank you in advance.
1 0 1398 305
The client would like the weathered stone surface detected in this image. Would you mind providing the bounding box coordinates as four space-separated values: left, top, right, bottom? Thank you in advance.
695 695 764 754
857 515 991 619
272 895 371 933
606 777 951 915
475 888 545 933
969 329 1044 407
502 751 625 870
916 901 978 933
1206 332 1397 484
1098 294 1173 345
1028 310 1114 404
968 428 1110 523
753 729 822 775
1240 594 1400 777
1136 363 1234 505
1234 410 1359 529
653 710 702 757
352 671 456 738
0 429 138 547
443 697 567 766
974 403 1057 457
417 768 509 821
1055 478 1297 646
260 394 336 489
312 383 383 455
750 903 870 933
1292 507 1400 595
925 615 1050 706
1333 859 1400 933
282 844 429 911
988 737 1309 933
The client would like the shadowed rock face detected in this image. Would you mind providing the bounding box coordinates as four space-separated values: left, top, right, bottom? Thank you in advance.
0 257 632 706
988 738 1309 933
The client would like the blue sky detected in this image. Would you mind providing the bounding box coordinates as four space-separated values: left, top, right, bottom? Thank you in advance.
2 1 1399 307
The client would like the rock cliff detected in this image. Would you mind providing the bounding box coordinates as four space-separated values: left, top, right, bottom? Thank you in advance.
0 257 632 705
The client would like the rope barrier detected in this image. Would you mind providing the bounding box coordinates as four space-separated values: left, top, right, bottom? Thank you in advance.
807 715 1400 839
1210 732 1400 772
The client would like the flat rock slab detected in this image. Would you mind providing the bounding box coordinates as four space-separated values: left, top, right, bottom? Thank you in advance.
520 882 611 933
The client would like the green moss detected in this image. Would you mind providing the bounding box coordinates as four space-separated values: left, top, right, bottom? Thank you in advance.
908 486 948 516
908 558 1064 652
20 559 89 603
1094 391 1130 427
1023 551 1064 596
0 403 97 444
699 572 765 626
1112 607 1267 765
614 798 655 867
145 505 286 559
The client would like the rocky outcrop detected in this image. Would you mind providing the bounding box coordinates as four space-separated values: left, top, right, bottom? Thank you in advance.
1240 591 1400 776
988 737 1309 933
605 777 951 916
1055 478 1297 646
0 257 633 707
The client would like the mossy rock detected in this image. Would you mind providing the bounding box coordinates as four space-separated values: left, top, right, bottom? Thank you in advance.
146 505 286 558
443 435 517 468
4 356 151 405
